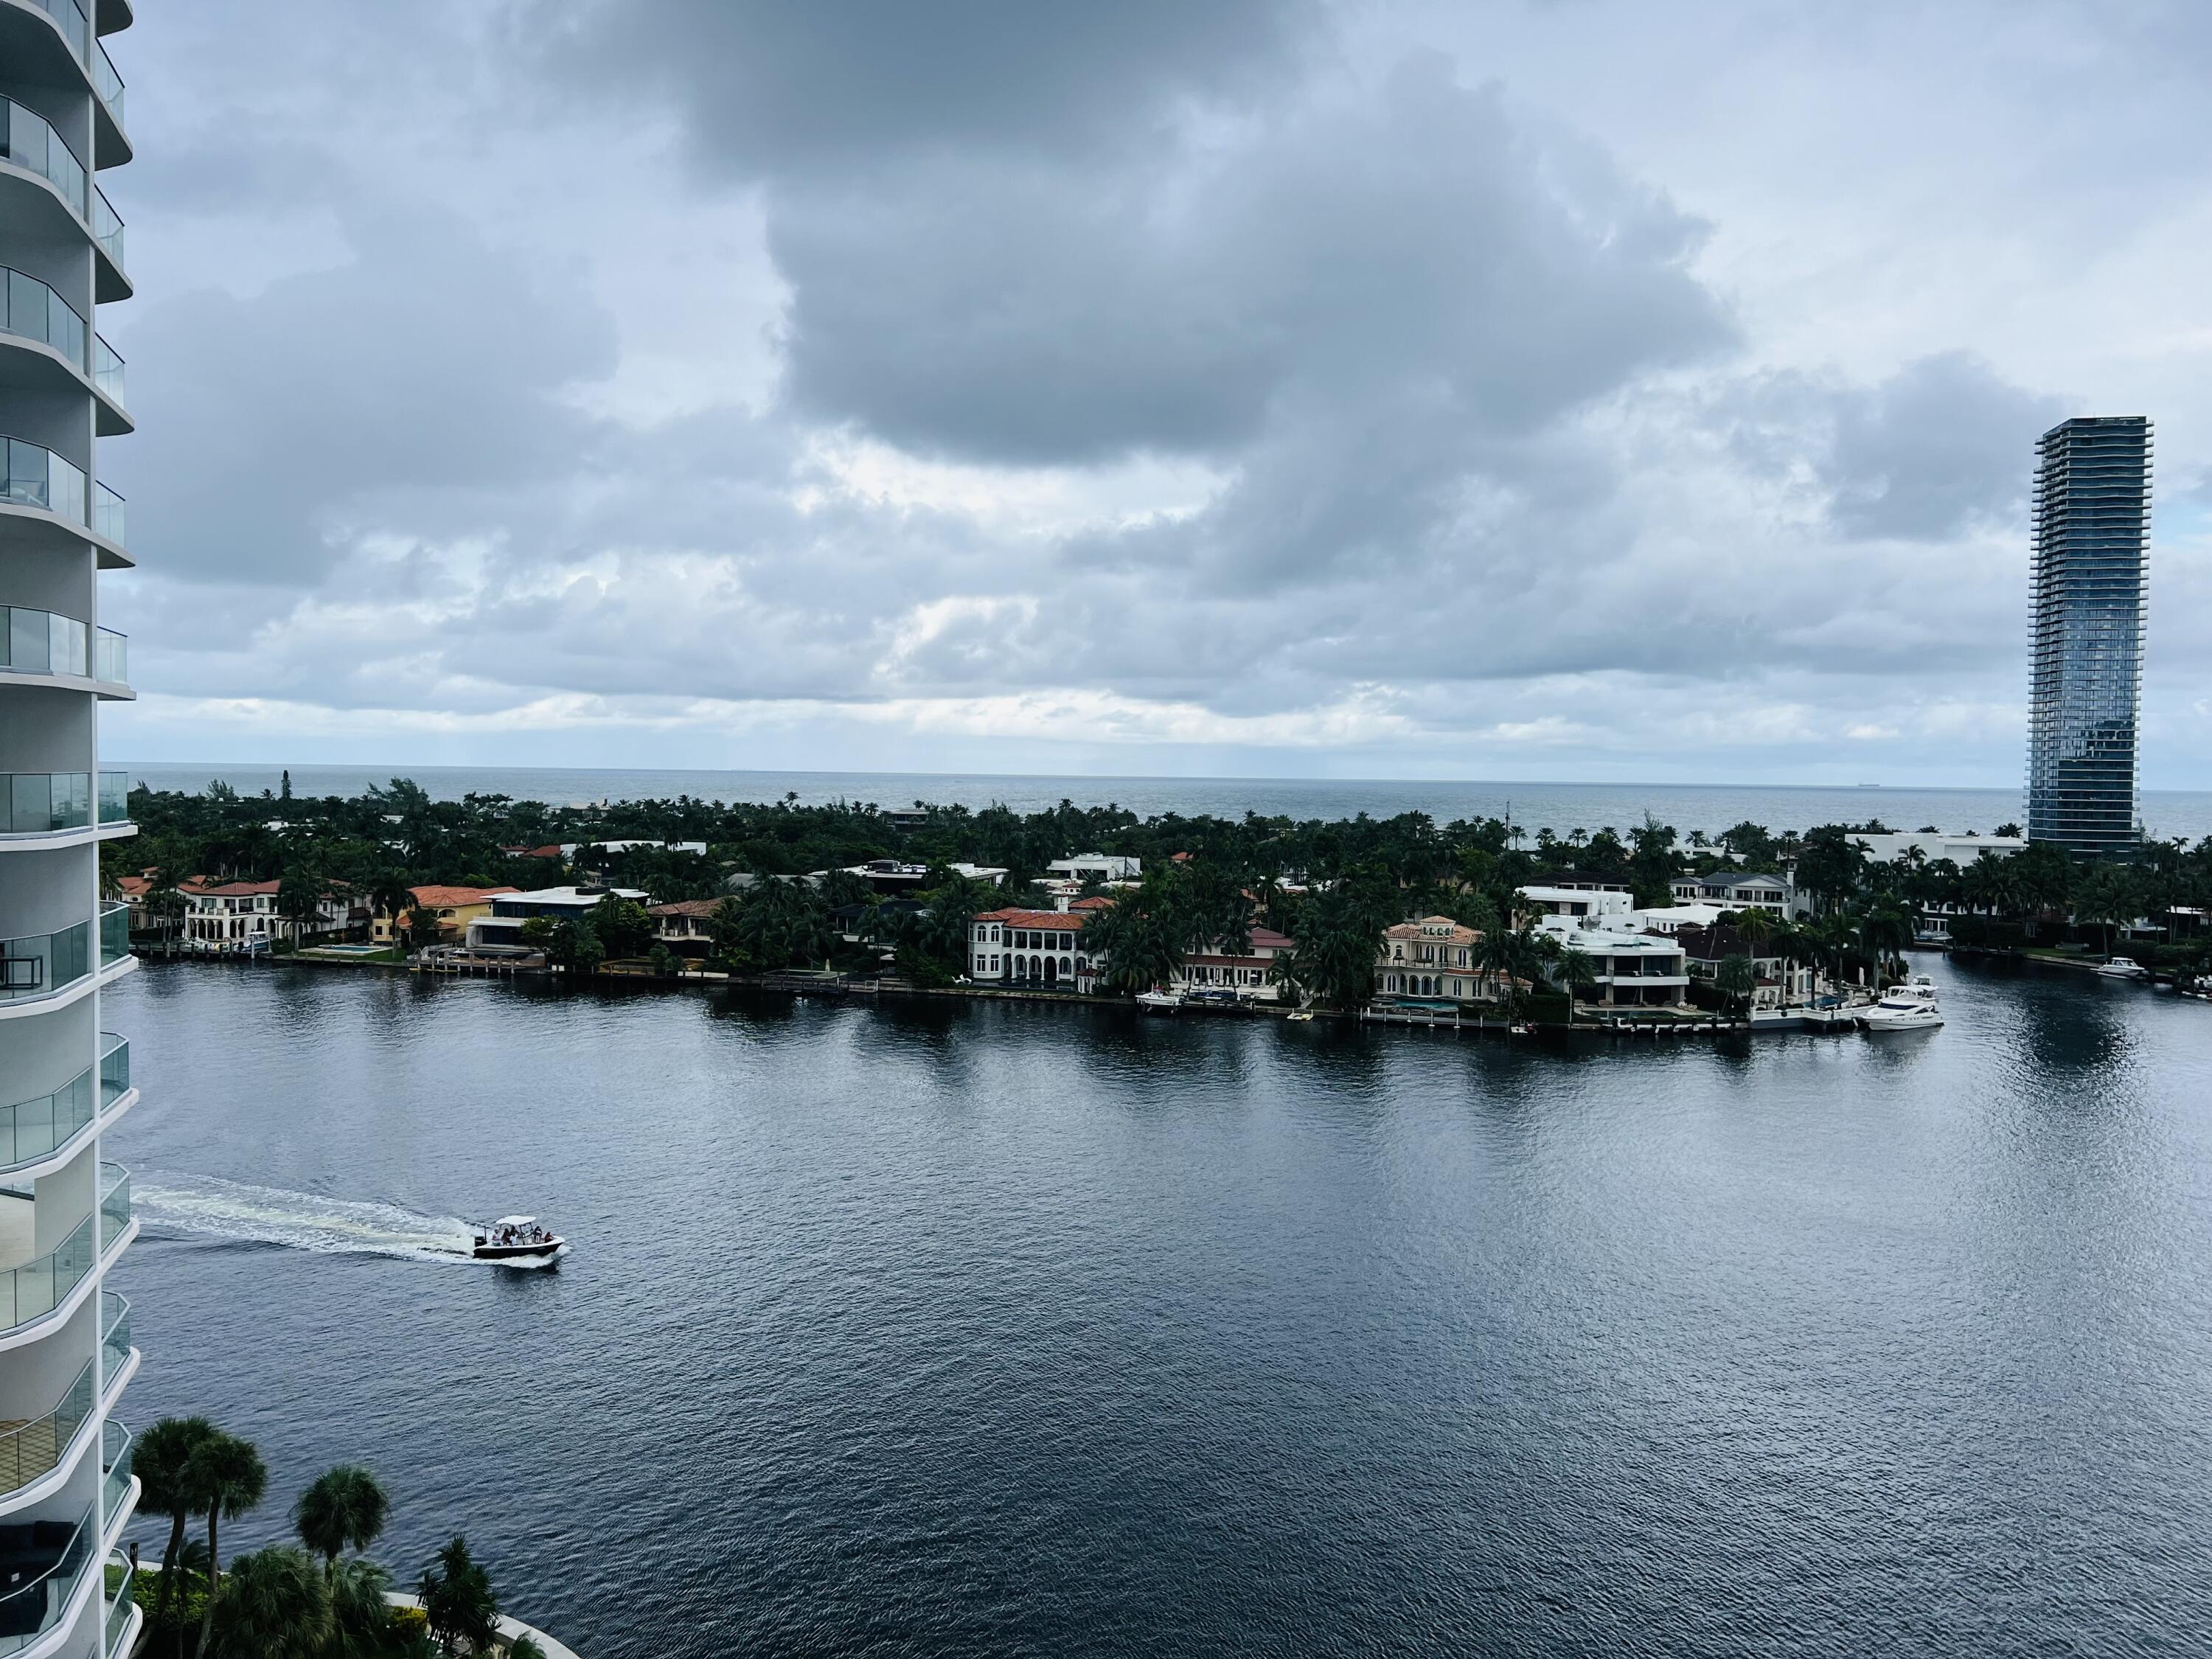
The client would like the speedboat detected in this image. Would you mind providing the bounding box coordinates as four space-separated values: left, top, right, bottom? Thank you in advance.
1861 975 1942 1032
1135 990 1183 1013
2096 957 2149 980
472 1215 566 1264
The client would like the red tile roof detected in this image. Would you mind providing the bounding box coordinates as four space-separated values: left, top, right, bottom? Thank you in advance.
650 899 723 919
407 885 518 909
184 879 279 897
973 908 1091 930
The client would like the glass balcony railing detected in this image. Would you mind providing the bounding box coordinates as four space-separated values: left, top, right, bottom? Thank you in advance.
100 1419 130 1526
90 187 122 271
99 902 125 967
1 774 91 835
1 605 90 678
97 1161 128 1251
1 437 86 526
100 1290 128 1383
94 630 125 684
0 267 86 372
0 1357 93 1496
100 1035 128 1107
92 481 122 546
103 1552 132 1659
92 44 124 128
0 1504 92 1658
27 0 91 63
0 1055 100 1172
0 917 90 1002
0 99 86 220
90 333 121 406
97 772 127 824
0 1214 94 1331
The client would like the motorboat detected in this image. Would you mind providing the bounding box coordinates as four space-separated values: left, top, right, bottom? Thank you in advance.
472 1215 567 1264
2096 956 2149 980
1135 990 1183 1013
1860 975 1942 1032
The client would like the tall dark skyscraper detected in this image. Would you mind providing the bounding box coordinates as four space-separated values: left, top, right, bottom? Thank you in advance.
2026 415 2152 858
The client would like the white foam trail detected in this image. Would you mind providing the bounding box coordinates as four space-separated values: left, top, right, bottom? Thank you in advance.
131 1173 481 1263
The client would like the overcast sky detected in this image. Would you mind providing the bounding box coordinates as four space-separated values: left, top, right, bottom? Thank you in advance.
97 0 2212 786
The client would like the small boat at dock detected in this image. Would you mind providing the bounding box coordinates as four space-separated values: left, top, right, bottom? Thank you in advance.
2096 957 2149 980
1135 990 1184 1014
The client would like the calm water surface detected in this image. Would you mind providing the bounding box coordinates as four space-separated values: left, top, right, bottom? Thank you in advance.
107 959 2212 1656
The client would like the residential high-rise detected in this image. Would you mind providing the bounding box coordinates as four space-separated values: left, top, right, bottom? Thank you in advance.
0 1 143 1655
2026 415 2152 860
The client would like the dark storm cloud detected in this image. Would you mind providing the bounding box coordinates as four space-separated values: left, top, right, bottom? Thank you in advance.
770 61 1732 469
525 0 1324 173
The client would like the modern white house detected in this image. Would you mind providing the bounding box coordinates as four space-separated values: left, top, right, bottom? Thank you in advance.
1046 854 1139 885
1846 831 2026 867
466 885 648 951
1534 914 1692 1009
825 859 1006 896
1666 872 1793 913
0 1 145 1653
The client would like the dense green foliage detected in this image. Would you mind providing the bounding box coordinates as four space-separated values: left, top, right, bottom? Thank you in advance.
111 779 2212 985
133 1421 522 1658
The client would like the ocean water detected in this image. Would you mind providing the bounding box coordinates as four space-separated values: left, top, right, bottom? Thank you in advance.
107 957 2212 1656
115 763 2212 842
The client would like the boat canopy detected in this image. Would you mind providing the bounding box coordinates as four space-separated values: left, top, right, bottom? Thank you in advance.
493 1215 538 1227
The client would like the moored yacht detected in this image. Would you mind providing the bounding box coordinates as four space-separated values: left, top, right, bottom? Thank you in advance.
1861 975 1942 1032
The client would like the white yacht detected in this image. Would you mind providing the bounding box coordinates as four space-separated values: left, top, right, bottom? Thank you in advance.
472 1216 568 1265
1861 975 1943 1032
2095 957 2149 980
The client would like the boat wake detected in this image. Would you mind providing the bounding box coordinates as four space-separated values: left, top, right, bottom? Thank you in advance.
130 1173 481 1264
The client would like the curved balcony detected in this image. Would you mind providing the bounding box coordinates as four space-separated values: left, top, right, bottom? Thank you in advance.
1 608 84 681
0 439 83 529
0 2 126 164
102 1551 131 1659
0 100 127 302
0 608 130 695
97 1421 128 1534
0 1215 96 1340
0 1358 92 1500
0 776 131 840
97 1291 126 1391
0 1501 95 1655
0 439 125 568
0 1038 123 1176
0 905 126 1009
96 1165 125 1256
0 270 126 434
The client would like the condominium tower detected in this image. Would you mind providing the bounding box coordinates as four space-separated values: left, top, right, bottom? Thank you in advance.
0 1 143 1657
2026 415 2152 859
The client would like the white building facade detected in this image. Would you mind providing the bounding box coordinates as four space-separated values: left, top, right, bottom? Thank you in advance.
0 1 145 1652
968 908 1095 990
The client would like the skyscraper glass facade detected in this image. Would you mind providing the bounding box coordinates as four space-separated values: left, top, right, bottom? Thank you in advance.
2026 416 2152 859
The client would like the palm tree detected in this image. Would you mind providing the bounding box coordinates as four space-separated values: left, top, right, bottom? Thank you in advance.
133 1416 217 1650
189 1430 268 1654
1715 953 1758 1015
1858 901 1914 982
1554 944 1599 1024
419 1535 500 1658
295 1464 391 1580
328 1557 396 1659
204 1545 331 1659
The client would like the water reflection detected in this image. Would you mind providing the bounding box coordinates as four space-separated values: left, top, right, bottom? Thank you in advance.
100 957 2212 1659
